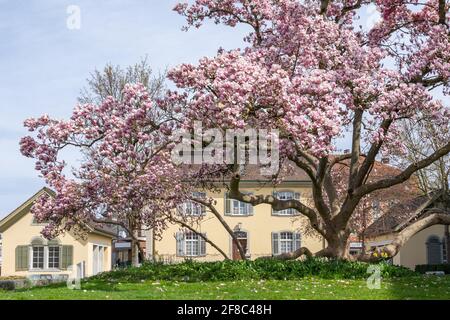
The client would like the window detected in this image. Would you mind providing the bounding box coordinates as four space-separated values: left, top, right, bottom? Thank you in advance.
273 191 300 216
179 192 206 216
272 232 301 255
176 232 206 257
349 242 363 256
426 235 442 265
280 232 294 253
32 246 44 269
225 192 253 216
185 233 200 256
48 246 60 269
443 237 448 263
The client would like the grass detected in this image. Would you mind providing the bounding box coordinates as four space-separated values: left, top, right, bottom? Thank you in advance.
1 276 450 300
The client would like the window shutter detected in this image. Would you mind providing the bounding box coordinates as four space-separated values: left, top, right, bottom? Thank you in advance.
294 233 302 251
272 232 279 256
61 245 73 270
200 193 207 215
248 203 254 215
224 192 231 215
199 234 206 256
15 246 29 271
272 191 279 215
247 192 254 215
176 232 185 256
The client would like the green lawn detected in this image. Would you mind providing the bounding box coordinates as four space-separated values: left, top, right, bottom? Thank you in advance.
1 276 450 300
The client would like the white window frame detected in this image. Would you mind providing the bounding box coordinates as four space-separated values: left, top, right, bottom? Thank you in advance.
177 232 206 257
272 231 301 255
48 246 61 269
273 191 299 216
225 192 253 216
185 232 200 257
31 246 45 270
180 192 206 216
279 232 294 254
231 199 252 216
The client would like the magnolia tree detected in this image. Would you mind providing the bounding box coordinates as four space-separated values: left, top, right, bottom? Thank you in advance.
169 0 450 260
20 0 450 262
20 84 189 266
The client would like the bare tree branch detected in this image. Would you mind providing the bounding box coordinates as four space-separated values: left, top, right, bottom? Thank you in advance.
191 197 247 260
355 141 450 197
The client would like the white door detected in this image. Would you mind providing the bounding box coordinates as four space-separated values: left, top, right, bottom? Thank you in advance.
93 245 99 275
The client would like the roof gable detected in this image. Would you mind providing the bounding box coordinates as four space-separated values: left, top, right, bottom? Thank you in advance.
0 187 54 233
0 188 116 239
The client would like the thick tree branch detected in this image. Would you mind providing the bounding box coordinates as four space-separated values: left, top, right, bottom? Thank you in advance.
360 210 450 261
320 0 331 15
355 141 450 197
272 247 313 260
228 172 327 237
349 109 363 191
353 119 393 192
438 0 447 25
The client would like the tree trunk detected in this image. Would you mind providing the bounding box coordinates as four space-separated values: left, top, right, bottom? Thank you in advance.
324 237 352 260
131 239 140 267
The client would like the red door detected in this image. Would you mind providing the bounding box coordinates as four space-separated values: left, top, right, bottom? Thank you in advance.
232 238 247 260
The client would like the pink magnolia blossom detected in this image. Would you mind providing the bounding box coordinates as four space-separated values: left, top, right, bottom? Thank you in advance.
21 84 191 239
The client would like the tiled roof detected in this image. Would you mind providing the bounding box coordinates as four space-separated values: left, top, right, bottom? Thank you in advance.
365 191 449 237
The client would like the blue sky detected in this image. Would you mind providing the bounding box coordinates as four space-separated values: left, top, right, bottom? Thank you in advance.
0 1 395 219
0 0 251 218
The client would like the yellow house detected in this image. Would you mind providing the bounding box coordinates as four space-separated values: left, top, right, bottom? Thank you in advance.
0 234 3 274
365 191 450 270
0 188 116 278
147 168 326 262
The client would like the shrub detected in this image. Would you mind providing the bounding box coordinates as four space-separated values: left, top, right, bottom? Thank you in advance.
415 264 450 274
93 258 417 282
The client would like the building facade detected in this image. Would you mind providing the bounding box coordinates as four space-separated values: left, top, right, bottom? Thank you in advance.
0 234 3 275
0 188 115 278
366 191 450 269
148 180 326 263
